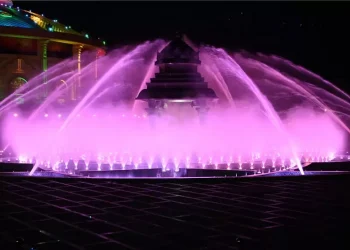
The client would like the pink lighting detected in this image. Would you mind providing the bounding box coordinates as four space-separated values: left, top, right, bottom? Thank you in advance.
0 39 348 177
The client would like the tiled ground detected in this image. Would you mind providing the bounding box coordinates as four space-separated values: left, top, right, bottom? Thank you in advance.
1 175 350 250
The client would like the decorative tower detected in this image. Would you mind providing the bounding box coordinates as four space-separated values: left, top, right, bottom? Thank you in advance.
136 35 217 121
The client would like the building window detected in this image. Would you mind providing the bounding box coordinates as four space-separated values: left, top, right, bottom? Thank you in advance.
11 77 27 90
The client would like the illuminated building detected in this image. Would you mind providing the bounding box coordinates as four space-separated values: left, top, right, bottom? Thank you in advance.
0 0 106 102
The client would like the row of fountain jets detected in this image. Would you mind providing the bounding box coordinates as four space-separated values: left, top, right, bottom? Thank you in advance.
4 152 336 175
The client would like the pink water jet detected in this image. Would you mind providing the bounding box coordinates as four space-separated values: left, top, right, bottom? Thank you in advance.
0 38 348 177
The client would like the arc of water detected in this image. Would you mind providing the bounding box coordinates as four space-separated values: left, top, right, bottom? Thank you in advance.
29 41 163 176
0 72 73 114
271 55 350 102
215 49 304 175
255 61 350 135
26 57 110 176
132 55 164 112
135 41 168 98
59 41 159 133
303 83 350 112
0 59 74 108
1 72 75 153
204 63 234 105
131 41 168 114
28 161 40 176
26 55 112 122
77 86 115 113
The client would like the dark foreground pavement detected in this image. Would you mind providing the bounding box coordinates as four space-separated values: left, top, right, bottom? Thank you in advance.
1 174 350 250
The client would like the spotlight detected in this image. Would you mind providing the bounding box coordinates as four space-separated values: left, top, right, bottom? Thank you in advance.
58 114 62 118
44 113 48 117
13 113 18 117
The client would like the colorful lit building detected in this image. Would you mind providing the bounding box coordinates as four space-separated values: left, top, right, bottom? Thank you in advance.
0 0 106 102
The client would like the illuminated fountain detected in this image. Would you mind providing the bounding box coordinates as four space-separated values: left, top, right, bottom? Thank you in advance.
0 36 348 178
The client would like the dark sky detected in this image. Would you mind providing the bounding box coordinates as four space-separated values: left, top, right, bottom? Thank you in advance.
16 1 350 91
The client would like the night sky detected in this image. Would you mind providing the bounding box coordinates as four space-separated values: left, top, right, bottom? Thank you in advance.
16 1 350 92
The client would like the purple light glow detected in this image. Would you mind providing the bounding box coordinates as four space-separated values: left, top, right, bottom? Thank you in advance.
0 39 348 177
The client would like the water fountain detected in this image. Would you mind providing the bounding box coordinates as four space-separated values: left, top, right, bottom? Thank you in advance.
0 35 348 178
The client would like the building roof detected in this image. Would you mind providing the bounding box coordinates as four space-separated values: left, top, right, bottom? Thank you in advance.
0 2 106 47
155 37 200 65
0 9 36 28
136 37 217 102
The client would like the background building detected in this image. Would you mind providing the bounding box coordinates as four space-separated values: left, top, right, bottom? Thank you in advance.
0 0 106 102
